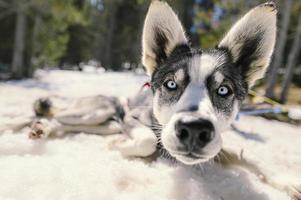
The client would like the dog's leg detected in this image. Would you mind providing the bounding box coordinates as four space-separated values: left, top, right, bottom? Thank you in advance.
58 120 123 135
216 149 301 199
29 119 123 139
29 118 61 139
55 108 116 125
108 125 157 157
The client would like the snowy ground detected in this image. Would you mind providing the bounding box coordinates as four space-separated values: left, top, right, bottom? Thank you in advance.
0 70 300 200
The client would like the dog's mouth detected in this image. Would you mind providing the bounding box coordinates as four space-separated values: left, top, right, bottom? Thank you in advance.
168 150 214 165
175 154 210 165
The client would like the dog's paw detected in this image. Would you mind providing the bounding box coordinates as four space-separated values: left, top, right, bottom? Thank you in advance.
289 186 301 200
269 174 301 200
107 128 157 157
286 183 301 200
29 121 45 139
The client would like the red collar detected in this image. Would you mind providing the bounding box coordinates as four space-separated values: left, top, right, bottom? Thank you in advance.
142 81 151 89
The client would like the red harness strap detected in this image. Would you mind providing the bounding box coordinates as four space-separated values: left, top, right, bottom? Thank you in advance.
142 81 151 89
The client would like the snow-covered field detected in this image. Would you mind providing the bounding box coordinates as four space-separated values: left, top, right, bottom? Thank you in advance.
0 70 300 200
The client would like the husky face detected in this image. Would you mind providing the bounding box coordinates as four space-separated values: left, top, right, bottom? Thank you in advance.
142 1 277 165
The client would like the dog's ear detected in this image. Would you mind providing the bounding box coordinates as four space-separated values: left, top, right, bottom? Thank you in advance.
218 2 277 87
142 0 188 75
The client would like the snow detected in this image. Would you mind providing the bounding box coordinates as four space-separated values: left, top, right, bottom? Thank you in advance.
289 107 301 120
0 70 300 200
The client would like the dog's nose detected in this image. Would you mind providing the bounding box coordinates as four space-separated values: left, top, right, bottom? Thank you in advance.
175 119 214 150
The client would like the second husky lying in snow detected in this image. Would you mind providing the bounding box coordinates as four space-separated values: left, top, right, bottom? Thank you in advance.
29 1 300 199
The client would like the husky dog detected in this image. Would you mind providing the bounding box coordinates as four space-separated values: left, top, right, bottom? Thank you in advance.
29 1 300 198
137 0 277 165
110 0 299 198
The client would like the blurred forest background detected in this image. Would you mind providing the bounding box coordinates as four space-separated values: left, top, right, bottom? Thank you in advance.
0 0 300 104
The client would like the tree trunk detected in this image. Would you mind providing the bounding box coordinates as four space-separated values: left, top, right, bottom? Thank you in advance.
279 14 301 104
11 8 27 79
103 2 117 69
265 0 292 98
28 14 42 77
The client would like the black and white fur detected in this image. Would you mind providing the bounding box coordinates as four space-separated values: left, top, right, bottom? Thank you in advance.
113 1 299 198
29 95 125 139
141 0 276 164
28 1 300 198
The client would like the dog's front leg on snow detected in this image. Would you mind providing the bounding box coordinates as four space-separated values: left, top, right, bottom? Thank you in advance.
216 149 301 199
109 125 157 158
108 110 157 158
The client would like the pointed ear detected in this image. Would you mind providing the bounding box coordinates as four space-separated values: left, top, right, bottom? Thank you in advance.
142 0 188 75
218 2 277 87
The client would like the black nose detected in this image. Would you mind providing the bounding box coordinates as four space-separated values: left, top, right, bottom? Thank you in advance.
175 119 214 150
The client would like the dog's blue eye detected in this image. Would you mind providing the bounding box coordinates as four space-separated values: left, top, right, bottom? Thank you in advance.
217 86 229 96
165 80 177 90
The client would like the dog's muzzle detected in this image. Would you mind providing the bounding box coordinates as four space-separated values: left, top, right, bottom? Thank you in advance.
175 118 215 151
161 114 222 165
